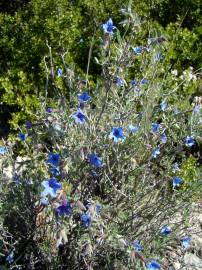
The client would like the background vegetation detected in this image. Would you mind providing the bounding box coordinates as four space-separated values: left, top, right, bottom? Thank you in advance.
0 0 201 134
0 1 201 269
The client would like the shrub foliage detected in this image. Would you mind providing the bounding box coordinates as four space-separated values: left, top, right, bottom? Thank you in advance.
0 11 201 269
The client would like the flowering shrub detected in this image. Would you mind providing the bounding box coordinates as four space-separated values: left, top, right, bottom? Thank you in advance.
0 11 202 269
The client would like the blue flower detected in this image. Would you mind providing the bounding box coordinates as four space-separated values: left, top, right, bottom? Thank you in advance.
0 146 7 155
56 202 72 216
89 154 102 168
78 91 91 103
18 133 27 141
140 78 148 85
6 251 14 264
160 133 167 143
160 100 167 111
47 153 60 167
95 203 102 215
147 260 161 270
110 127 124 143
185 136 195 147
131 79 140 91
182 236 191 249
132 240 144 251
151 123 160 133
115 77 124 86
48 178 61 189
133 47 142 55
193 105 199 114
152 146 160 158
81 213 91 228
13 174 20 184
161 225 171 235
173 176 183 188
102 18 116 35
135 86 141 92
57 68 63 77
46 107 52 113
50 166 60 176
128 125 138 134
72 109 87 124
25 121 32 129
41 178 62 198
131 80 137 86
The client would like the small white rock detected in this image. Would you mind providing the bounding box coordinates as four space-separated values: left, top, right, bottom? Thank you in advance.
184 253 202 268
173 262 181 270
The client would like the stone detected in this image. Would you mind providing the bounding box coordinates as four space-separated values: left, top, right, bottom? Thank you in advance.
183 253 202 269
173 262 181 270
192 235 202 252
198 214 202 226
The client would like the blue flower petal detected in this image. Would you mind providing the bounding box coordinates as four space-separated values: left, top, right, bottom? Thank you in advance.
140 78 148 85
160 133 167 143
6 251 14 264
57 203 72 216
185 136 195 147
131 80 137 86
173 177 183 188
115 77 124 86
78 91 91 103
193 105 200 114
18 133 27 141
47 153 60 167
46 107 52 113
48 178 62 191
132 240 144 251
95 203 102 215
182 236 191 249
25 121 32 129
128 125 138 134
41 178 61 198
160 225 171 235
57 68 63 77
72 109 87 124
89 154 102 168
152 146 160 158
0 146 7 155
151 123 160 134
81 213 91 228
147 260 161 270
102 18 116 35
133 47 142 55
110 127 124 143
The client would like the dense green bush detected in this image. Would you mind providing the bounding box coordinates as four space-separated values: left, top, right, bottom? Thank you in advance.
0 0 30 14
0 0 201 131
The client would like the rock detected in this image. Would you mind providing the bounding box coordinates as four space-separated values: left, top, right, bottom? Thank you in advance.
192 235 202 253
173 262 181 270
198 214 202 226
183 253 202 269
